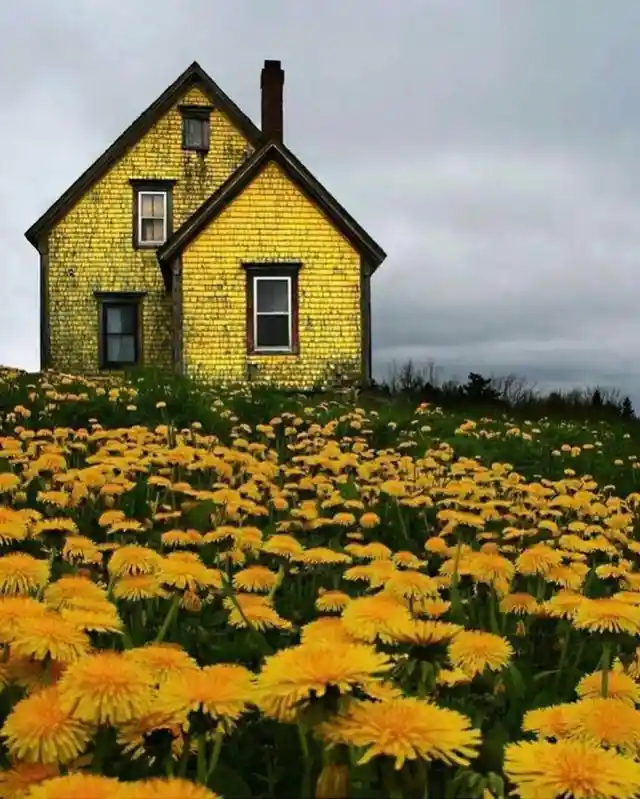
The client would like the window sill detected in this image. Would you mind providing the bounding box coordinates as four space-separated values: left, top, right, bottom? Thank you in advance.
248 350 299 357
183 146 210 154
135 242 166 250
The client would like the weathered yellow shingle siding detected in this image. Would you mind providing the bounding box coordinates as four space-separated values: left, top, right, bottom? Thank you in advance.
181 162 362 389
46 86 253 372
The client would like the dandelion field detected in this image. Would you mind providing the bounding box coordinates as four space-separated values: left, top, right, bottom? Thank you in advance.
0 369 640 797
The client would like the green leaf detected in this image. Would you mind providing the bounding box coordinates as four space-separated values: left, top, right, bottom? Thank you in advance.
209 761 253 799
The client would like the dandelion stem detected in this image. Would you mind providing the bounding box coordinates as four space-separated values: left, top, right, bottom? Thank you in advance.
205 728 224 782
197 734 207 784
601 641 612 698
155 594 180 644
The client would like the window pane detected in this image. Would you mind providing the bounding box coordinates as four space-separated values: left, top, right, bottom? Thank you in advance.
139 193 165 219
140 218 164 243
151 195 164 218
184 117 208 149
256 314 290 348
140 194 154 217
106 335 136 363
105 305 136 335
256 279 289 313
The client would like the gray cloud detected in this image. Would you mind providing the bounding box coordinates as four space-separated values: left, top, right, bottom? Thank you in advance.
2 0 640 405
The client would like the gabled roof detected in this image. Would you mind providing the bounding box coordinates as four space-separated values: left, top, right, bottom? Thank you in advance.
157 140 387 272
25 61 262 248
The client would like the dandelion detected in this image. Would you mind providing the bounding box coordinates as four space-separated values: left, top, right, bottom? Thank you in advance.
318 697 480 770
577 670 640 705
385 619 463 647
233 566 279 593
300 617 356 646
316 590 351 613
504 739 640 799
224 594 292 631
108 545 162 578
341 594 412 643
113 574 169 601
1 686 91 764
155 663 255 728
572 597 640 636
23 773 123 799
126 644 199 685
447 630 514 677
256 641 391 722
499 592 540 615
58 651 155 724
10 612 90 663
0 554 50 596
569 697 640 751
522 703 578 739
117 777 221 799
0 763 59 798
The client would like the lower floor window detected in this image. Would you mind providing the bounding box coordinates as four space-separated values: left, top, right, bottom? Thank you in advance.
96 293 144 368
244 264 301 354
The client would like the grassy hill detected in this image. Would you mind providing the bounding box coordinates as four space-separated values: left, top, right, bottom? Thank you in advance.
0 367 639 798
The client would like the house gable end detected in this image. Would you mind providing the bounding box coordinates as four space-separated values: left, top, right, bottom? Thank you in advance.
157 142 387 272
25 61 262 248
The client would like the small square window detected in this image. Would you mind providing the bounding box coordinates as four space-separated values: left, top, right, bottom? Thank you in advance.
181 108 210 152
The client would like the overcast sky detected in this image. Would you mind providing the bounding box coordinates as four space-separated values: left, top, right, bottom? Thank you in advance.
3 1 640 402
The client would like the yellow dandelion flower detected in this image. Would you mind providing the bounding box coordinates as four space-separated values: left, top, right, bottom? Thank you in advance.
577 670 640 705
504 739 640 799
436 667 473 688
295 548 351 567
60 606 123 634
1 686 91 764
0 763 59 798
412 597 452 618
10 612 90 663
58 651 155 724
300 617 356 646
384 570 440 601
499 593 540 615
113 574 169 601
61 535 102 565
23 773 122 799
385 619 463 647
315 590 351 613
233 566 279 593
543 590 585 620
569 697 640 751
262 534 304 559
224 593 292 631
125 644 199 685
0 597 50 642
158 553 210 591
522 703 578 739
108 545 162 578
156 663 255 728
516 544 563 576
117 777 221 799
0 554 50 596
318 697 480 770
341 594 412 643
256 641 391 722
448 630 514 677
572 597 640 636
44 576 106 610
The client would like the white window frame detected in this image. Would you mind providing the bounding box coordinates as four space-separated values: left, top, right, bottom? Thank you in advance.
253 275 292 352
137 190 167 246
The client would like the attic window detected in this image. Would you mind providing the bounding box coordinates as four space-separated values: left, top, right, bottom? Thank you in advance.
130 179 175 249
180 106 211 152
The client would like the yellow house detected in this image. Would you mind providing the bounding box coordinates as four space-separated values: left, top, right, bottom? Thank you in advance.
25 60 386 389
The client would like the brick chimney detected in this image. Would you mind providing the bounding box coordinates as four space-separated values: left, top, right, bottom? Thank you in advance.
261 59 284 142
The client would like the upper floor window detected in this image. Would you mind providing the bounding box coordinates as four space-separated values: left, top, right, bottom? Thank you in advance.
180 105 212 153
130 179 175 249
138 191 167 245
244 264 301 354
